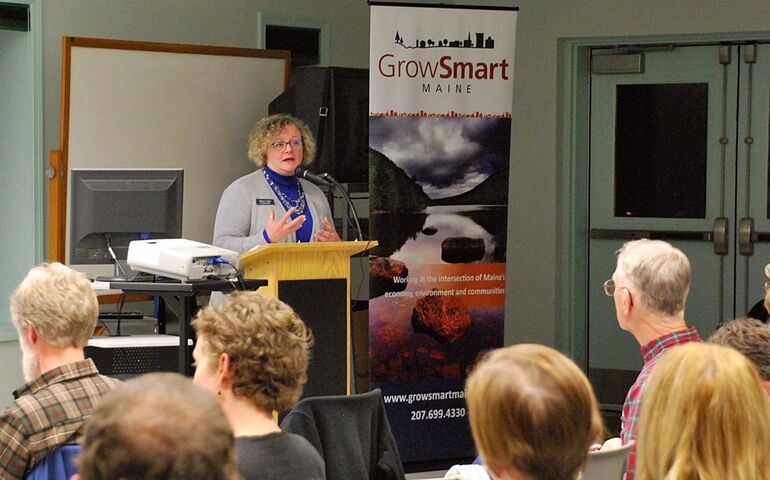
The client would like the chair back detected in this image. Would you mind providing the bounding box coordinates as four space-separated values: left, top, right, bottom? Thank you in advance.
281 388 406 480
443 464 491 480
580 441 634 480
26 444 80 480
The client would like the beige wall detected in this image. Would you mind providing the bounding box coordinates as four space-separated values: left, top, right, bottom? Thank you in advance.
41 0 373 156
4 0 770 399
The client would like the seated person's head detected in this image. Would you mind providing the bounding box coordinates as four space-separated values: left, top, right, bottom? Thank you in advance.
191 291 313 412
637 343 770 480
614 239 690 317
466 344 603 480
9 262 97 380
709 317 770 396
75 373 237 480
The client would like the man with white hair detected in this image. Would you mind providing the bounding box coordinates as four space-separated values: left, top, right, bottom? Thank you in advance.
604 239 702 479
0 262 120 479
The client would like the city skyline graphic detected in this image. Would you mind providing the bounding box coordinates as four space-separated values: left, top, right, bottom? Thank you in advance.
394 30 495 49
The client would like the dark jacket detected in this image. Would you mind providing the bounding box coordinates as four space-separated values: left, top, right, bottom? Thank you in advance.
280 389 406 480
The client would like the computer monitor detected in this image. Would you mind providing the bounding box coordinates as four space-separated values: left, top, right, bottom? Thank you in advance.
68 168 184 276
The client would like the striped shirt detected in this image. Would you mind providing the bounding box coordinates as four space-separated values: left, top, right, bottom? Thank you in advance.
0 359 121 479
621 326 701 480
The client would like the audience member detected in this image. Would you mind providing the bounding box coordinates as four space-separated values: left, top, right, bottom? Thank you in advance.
746 297 768 323
747 262 770 323
0 263 120 479
762 270 770 322
192 291 325 480
74 372 238 480
604 239 701 479
637 343 770 480
709 317 770 396
465 344 604 480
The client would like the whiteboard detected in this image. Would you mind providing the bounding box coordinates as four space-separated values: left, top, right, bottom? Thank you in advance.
55 37 288 266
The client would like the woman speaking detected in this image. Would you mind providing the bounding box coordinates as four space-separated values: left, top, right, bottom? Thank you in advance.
213 114 340 252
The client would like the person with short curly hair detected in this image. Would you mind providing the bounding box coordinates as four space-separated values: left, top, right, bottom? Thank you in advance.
709 317 770 397
191 291 325 480
213 113 340 252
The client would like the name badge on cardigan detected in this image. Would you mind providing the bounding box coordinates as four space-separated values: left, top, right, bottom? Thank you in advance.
256 199 275 206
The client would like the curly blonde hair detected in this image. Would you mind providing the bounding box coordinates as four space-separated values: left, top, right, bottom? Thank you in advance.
191 291 313 411
247 113 317 168
466 344 604 480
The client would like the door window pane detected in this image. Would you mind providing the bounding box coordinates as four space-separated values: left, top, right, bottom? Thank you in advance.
614 83 708 218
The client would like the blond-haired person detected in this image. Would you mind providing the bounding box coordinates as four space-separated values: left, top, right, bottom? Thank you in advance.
191 291 325 480
74 373 238 480
213 113 340 252
466 344 604 480
0 263 120 479
637 343 770 480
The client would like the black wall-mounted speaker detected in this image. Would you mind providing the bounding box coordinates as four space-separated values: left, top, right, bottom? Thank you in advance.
270 66 369 185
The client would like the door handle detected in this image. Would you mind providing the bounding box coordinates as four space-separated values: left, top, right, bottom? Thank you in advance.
589 229 713 241
590 221 729 255
739 217 754 256
713 217 728 255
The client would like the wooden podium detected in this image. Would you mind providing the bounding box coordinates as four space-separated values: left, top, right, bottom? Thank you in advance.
239 241 376 397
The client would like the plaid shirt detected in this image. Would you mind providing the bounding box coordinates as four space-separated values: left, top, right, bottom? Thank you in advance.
0 359 120 479
621 326 701 480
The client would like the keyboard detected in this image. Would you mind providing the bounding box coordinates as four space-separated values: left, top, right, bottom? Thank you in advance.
98 311 144 320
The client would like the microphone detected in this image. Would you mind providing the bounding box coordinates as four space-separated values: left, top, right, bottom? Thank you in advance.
294 166 363 241
295 166 333 185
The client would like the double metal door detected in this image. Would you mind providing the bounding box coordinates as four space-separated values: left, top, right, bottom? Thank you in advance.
588 43 770 409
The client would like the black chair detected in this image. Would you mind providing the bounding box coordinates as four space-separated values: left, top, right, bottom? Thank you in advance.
280 388 406 480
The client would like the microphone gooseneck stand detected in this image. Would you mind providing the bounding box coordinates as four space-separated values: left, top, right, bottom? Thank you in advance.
295 166 364 241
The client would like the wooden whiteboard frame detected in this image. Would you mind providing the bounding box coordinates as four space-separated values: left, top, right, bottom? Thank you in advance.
49 37 290 262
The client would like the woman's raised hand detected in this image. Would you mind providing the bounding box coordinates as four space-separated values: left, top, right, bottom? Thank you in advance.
264 208 305 243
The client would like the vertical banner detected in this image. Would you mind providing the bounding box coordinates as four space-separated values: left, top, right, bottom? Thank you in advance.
368 3 517 464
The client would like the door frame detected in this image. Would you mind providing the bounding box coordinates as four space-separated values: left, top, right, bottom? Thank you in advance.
255 12 331 66
5 0 43 255
0 0 44 341
7 0 43 247
559 31 770 369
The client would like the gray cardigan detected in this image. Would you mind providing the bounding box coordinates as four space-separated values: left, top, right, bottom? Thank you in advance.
213 168 333 252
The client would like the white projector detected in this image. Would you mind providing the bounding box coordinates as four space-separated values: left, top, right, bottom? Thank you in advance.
127 238 240 281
